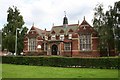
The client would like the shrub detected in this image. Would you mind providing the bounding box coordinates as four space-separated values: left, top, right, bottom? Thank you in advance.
2 56 119 69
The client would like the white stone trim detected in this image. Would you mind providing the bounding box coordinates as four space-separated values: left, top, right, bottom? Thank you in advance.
91 37 98 39
28 38 29 51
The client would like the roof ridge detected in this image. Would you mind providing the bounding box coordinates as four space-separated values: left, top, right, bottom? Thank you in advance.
34 26 43 31
79 19 91 27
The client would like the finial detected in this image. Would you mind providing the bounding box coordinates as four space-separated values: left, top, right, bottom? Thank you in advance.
52 23 54 27
84 16 85 20
45 28 46 31
32 22 34 26
78 20 79 25
64 11 66 17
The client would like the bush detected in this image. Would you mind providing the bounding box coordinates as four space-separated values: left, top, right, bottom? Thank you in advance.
2 56 119 69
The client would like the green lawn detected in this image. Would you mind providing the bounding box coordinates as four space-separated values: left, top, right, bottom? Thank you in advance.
2 64 118 78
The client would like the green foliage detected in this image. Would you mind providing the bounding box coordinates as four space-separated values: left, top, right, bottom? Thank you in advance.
113 1 120 53
93 1 120 56
2 6 28 54
2 56 119 69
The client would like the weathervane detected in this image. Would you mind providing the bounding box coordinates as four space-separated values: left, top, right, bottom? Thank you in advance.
64 11 66 17
32 22 34 26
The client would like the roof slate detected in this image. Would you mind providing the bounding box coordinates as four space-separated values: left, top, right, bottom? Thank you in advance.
27 18 97 37
50 24 79 35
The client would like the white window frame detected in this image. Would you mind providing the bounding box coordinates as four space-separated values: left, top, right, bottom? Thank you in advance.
60 35 64 41
51 35 56 40
29 38 37 51
69 34 72 39
80 34 91 51
64 42 71 51
45 36 48 40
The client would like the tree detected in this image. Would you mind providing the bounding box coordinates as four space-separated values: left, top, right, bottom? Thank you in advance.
93 2 120 56
2 6 28 55
113 1 120 54
104 6 115 56
93 3 108 56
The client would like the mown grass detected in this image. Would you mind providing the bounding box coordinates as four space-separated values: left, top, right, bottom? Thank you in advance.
2 64 118 78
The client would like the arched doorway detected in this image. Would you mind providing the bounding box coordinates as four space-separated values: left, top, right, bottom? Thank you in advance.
51 44 58 55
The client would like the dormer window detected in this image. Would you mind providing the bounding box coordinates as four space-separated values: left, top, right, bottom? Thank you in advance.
45 36 48 40
69 34 72 39
83 26 86 29
51 35 56 40
60 35 64 40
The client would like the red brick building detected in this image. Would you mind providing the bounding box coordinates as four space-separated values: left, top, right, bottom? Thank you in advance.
23 16 100 57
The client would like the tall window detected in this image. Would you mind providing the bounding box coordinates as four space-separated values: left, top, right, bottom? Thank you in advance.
80 34 91 51
29 38 37 51
64 42 71 51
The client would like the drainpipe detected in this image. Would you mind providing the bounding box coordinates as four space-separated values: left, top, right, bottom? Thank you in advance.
71 42 72 57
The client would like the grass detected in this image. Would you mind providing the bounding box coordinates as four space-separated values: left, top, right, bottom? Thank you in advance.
2 64 118 78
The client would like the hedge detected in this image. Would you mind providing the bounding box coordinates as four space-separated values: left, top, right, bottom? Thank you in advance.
2 56 120 69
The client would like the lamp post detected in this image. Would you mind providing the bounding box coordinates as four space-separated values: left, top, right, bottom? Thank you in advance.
0 30 2 51
15 28 20 56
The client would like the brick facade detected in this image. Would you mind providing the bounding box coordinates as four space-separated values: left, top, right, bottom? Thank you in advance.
23 16 100 57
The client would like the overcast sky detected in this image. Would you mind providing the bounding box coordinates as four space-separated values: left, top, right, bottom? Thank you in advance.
0 0 119 30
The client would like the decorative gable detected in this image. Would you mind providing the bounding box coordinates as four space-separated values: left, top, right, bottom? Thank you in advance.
68 29 73 32
77 17 96 34
51 30 56 34
28 26 38 37
60 29 64 33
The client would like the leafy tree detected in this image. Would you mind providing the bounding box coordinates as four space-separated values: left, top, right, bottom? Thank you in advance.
93 3 108 56
104 6 115 56
2 6 28 55
93 2 120 56
113 1 120 54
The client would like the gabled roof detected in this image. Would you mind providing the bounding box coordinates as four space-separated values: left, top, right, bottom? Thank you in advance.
77 18 97 34
27 26 46 37
79 17 91 27
34 27 44 36
50 24 79 35
27 16 97 37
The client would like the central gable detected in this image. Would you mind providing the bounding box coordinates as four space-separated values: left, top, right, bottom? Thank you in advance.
77 18 97 34
27 26 45 38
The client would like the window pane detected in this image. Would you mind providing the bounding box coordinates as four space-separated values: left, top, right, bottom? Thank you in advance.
80 34 91 51
51 35 56 40
64 43 71 51
60 35 64 40
29 38 36 51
